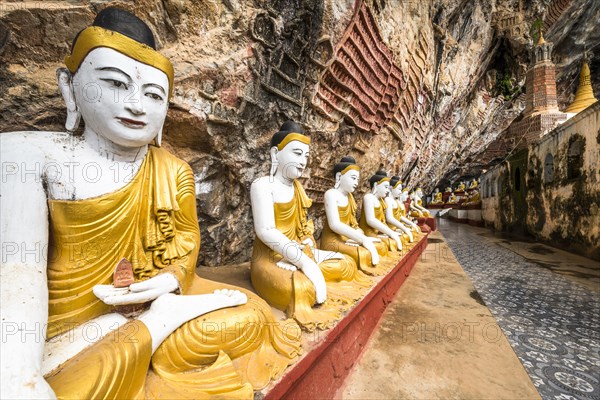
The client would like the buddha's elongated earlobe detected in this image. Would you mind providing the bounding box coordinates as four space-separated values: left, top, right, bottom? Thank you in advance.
269 147 279 178
371 183 377 195
153 126 163 147
57 68 81 133
334 172 341 189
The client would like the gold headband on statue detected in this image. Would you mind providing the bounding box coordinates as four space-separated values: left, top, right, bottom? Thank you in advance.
402 188 409 192
341 165 360 175
276 133 311 150
64 26 174 98
376 177 390 185
393 180 403 188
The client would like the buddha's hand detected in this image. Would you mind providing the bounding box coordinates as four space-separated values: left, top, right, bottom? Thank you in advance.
299 257 327 304
301 237 316 248
93 273 179 306
2 375 56 400
212 289 248 307
391 232 402 250
361 237 380 265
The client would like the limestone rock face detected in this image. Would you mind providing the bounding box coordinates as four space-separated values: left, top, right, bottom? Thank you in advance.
1 0 598 265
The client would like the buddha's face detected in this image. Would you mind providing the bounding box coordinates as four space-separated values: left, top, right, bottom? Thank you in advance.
338 170 360 193
391 185 402 198
71 48 169 147
416 188 423 197
373 181 390 198
401 191 409 201
275 140 310 180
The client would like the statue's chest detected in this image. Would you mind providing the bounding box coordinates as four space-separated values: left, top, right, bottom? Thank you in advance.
44 158 142 200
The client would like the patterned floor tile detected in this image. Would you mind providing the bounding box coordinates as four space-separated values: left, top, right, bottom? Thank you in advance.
438 220 600 400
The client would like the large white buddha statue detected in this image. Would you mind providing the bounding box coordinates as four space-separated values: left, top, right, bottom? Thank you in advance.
0 8 300 399
383 176 415 244
320 156 382 273
359 171 403 254
250 122 369 331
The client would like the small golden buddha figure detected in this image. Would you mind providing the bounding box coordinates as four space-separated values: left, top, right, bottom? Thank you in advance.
0 9 300 399
430 188 444 204
463 189 481 205
250 123 368 331
359 171 403 255
444 186 453 193
321 156 383 274
447 193 459 204
456 181 466 192
468 178 479 190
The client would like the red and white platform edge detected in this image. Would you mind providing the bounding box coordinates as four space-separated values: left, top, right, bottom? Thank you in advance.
262 234 429 400
447 205 483 227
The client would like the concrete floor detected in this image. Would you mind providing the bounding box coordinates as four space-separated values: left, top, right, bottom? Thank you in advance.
340 229 540 400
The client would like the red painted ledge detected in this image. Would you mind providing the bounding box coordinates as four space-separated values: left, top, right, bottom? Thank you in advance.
263 235 429 400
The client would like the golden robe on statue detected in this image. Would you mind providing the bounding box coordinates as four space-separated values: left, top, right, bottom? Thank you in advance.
387 199 416 247
44 146 301 400
320 193 386 276
250 180 368 331
358 199 399 255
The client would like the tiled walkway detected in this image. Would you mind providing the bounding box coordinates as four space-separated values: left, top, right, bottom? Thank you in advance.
439 219 600 400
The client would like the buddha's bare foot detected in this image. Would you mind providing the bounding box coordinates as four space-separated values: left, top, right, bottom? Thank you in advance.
139 291 248 353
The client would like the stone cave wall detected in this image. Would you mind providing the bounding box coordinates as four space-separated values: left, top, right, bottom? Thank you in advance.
1 0 598 265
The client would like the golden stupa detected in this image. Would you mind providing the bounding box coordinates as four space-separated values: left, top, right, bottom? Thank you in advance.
537 30 546 46
565 58 598 113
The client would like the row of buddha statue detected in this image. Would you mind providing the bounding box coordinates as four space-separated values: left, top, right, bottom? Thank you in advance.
0 8 427 400
429 178 481 206
250 128 426 329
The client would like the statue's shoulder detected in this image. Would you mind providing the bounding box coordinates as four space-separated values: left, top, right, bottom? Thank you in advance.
251 176 273 189
151 146 192 173
0 131 71 159
362 192 375 201
0 130 69 143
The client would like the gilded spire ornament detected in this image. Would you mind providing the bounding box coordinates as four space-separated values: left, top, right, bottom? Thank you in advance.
565 54 598 113
536 26 546 46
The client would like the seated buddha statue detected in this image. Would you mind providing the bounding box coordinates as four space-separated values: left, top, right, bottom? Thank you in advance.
359 171 403 254
383 176 415 244
430 188 444 204
445 186 453 193
399 188 422 235
320 156 383 275
447 193 459 204
463 189 481 205
250 123 368 331
0 8 300 400
468 178 479 190
409 188 431 217
456 181 466 192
